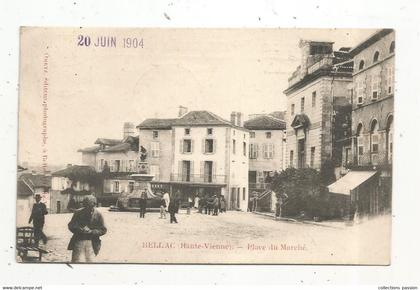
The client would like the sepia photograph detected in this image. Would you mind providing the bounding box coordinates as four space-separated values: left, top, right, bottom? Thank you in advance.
16 27 394 265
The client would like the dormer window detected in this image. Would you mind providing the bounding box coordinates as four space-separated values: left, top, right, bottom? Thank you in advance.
207 128 213 135
185 128 190 135
373 51 380 63
389 41 395 54
359 60 365 70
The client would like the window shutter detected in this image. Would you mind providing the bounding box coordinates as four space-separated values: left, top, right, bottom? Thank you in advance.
213 161 217 176
213 139 217 153
178 161 182 179
256 144 259 159
271 143 275 158
190 161 194 177
200 161 204 177
191 140 195 153
179 140 183 154
202 139 205 153
110 182 114 193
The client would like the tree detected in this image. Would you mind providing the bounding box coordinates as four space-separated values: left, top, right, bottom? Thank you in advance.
271 167 328 219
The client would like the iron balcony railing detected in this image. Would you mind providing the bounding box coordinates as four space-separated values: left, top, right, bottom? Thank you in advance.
353 151 392 167
249 183 271 190
170 174 227 184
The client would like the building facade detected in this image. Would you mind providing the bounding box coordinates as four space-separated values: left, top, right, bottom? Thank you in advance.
78 125 139 205
137 110 250 211
243 113 286 192
284 40 353 177
349 29 394 215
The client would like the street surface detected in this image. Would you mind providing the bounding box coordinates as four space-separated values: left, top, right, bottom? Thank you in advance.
19 208 390 264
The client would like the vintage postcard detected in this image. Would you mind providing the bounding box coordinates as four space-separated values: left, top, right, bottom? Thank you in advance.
17 27 393 264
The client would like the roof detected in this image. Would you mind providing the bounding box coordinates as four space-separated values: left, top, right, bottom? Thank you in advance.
19 173 51 189
269 111 286 120
79 136 139 153
52 165 97 181
78 145 101 153
137 110 247 130
102 142 131 152
176 111 233 127
94 138 121 146
349 29 394 56
17 180 34 196
244 115 286 130
137 118 178 129
327 171 377 195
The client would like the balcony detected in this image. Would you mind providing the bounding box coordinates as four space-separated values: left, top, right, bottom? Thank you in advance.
351 151 392 169
307 56 333 74
170 174 227 184
249 183 271 191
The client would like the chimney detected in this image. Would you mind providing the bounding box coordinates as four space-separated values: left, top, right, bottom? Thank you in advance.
178 106 188 117
67 163 72 168
123 122 135 138
236 112 243 127
230 111 237 126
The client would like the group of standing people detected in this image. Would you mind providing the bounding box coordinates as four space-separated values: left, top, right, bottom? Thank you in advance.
159 190 180 224
198 194 226 216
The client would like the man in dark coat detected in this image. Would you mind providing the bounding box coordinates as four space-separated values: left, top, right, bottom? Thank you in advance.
68 195 107 263
168 199 178 224
28 194 48 245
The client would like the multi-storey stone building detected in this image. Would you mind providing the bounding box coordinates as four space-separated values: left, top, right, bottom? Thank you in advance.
284 40 353 176
78 123 139 205
243 113 286 190
137 110 250 211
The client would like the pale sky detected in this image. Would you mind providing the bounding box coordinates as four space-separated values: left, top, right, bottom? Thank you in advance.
18 28 377 166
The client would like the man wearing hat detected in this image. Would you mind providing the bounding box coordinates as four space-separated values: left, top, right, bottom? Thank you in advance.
67 195 107 263
28 193 48 245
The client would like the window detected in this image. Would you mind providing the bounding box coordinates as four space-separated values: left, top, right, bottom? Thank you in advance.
345 148 351 165
233 130 236 136
115 160 120 172
310 147 315 167
312 91 316 108
357 80 365 105
389 41 395 53
242 188 246 201
265 132 272 139
128 160 134 172
263 143 274 159
232 139 236 154
373 51 380 63
151 141 160 157
207 128 213 135
290 150 294 167
205 139 214 153
128 182 134 193
150 165 160 180
185 128 190 135
371 75 380 100
291 104 295 115
371 120 379 154
243 142 247 156
386 66 394 95
301 97 305 112
114 181 120 193
152 130 159 139
249 143 258 159
183 139 192 153
250 132 255 138
204 161 213 182
359 60 365 70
